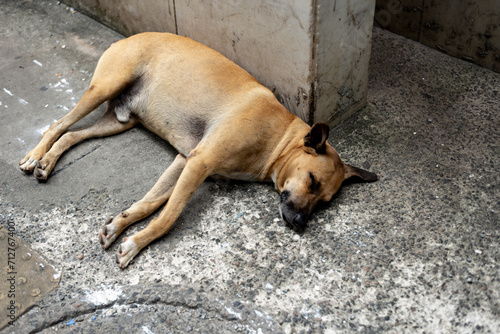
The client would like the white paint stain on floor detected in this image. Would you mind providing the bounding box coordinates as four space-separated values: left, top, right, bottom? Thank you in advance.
84 285 123 305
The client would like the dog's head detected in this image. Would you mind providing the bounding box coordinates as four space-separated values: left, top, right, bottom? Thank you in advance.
274 123 377 229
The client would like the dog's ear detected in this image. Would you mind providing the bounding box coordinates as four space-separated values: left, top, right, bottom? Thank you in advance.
304 123 329 154
344 164 378 182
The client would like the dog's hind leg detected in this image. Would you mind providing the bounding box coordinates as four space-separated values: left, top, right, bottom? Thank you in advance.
100 154 186 250
32 107 139 180
19 83 121 175
20 39 142 176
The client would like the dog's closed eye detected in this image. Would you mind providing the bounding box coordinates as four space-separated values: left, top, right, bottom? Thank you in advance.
309 172 320 194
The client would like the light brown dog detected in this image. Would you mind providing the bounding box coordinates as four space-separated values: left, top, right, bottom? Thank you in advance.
20 33 376 268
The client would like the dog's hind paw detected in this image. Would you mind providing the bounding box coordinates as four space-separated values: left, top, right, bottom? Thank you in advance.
19 157 39 174
34 163 50 181
116 238 139 268
99 218 119 249
20 156 53 181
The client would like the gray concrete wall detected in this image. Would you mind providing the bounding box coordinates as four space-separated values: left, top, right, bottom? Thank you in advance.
61 0 375 126
316 1 375 124
375 0 500 73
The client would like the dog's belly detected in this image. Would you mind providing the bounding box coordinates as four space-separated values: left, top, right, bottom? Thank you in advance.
112 78 216 156
113 81 269 158
139 110 205 157
214 171 260 182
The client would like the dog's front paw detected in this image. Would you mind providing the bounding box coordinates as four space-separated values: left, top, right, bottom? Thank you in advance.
116 237 139 268
99 218 119 250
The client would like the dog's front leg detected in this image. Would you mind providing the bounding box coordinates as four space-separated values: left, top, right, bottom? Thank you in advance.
115 153 212 268
100 154 186 249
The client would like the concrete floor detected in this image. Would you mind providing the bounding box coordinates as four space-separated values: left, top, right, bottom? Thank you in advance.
1 1 499 333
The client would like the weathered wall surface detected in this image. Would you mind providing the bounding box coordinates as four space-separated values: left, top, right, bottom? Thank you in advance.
174 0 314 122
375 0 500 73
315 1 376 124
61 0 177 35
62 0 375 126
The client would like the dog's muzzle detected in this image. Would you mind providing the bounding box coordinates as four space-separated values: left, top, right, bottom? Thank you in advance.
279 191 308 230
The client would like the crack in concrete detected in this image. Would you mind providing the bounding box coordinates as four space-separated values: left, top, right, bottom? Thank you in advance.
28 301 239 333
14 284 277 333
51 145 101 176
29 301 212 333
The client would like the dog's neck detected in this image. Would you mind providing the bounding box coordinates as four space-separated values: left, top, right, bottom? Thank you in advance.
258 117 309 187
